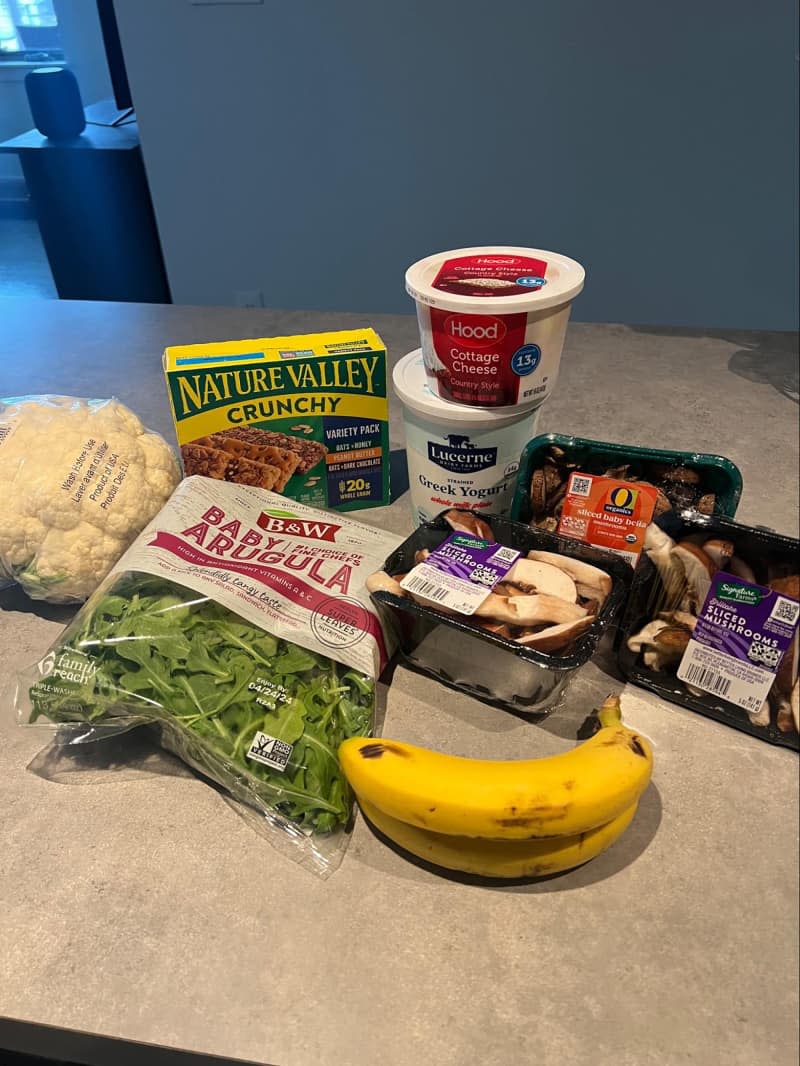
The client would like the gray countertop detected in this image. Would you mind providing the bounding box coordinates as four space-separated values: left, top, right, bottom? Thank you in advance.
0 300 798 1066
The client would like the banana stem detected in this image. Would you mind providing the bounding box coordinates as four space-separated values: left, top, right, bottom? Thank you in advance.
596 694 623 728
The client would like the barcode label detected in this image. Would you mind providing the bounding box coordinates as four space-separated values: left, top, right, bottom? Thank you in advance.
401 575 450 603
0 423 12 446
569 474 593 497
400 561 491 615
681 664 731 697
677 638 777 715
769 596 800 626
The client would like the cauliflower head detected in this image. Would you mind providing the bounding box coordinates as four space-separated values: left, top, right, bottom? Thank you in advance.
0 396 181 602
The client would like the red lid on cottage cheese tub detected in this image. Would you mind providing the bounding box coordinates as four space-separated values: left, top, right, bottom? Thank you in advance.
405 246 585 409
405 245 585 315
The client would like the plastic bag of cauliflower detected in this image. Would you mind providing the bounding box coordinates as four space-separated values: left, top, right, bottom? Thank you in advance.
0 395 181 603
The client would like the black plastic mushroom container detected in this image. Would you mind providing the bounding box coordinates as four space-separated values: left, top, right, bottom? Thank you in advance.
617 512 799 750
368 510 633 714
510 432 743 527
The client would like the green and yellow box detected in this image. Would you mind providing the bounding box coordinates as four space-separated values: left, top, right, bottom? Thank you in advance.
163 328 390 511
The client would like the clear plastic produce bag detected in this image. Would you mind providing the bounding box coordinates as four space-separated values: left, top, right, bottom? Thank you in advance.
16 478 399 875
17 573 375 874
0 395 181 602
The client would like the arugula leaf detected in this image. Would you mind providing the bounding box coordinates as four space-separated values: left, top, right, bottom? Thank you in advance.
28 573 375 833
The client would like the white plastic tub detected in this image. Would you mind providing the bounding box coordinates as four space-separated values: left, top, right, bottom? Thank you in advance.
394 350 540 525
405 245 585 409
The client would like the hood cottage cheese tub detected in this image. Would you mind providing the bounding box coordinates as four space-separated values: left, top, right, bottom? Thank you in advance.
405 245 585 408
394 351 540 525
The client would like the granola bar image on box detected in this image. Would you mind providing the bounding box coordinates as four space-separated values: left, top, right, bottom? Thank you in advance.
180 443 284 491
193 435 300 491
217 427 327 474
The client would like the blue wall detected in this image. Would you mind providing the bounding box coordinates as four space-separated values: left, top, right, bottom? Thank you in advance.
116 0 798 328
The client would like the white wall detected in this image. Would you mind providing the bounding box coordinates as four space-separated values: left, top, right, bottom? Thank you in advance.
0 65 31 180
55 0 112 107
115 0 799 328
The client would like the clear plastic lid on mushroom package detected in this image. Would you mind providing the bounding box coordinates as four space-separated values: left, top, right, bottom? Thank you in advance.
367 509 633 715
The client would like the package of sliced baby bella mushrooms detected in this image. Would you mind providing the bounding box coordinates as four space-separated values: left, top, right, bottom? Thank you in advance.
16 477 401 876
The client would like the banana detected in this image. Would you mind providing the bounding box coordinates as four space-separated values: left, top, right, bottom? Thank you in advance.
338 695 652 839
359 796 638 878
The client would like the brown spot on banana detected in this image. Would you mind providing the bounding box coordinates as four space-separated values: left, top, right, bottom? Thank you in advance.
629 736 646 757
358 742 411 759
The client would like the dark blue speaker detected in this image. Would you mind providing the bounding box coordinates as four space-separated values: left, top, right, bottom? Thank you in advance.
24 67 86 141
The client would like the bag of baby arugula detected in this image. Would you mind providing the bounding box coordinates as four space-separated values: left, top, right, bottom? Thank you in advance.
15 477 400 876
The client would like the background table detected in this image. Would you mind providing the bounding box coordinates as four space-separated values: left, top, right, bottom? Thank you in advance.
0 121 170 304
1 300 798 1066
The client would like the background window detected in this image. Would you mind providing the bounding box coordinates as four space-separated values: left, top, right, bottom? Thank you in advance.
0 0 62 60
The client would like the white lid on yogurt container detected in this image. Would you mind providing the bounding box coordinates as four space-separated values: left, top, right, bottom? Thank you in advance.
393 350 539 428
405 245 585 315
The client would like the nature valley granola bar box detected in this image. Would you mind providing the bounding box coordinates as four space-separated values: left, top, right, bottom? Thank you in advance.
163 328 390 511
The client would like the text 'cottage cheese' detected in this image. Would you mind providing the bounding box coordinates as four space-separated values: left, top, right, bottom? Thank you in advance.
393 351 540 524
406 245 585 408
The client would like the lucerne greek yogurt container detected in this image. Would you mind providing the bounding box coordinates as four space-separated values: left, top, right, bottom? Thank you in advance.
394 350 540 525
405 245 585 408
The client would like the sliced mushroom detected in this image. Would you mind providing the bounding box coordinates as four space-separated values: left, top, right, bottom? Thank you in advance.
413 548 431 565
653 491 673 517
643 524 683 607
543 464 563 496
792 680 799 733
494 580 535 597
658 609 698 631
529 469 547 517
366 571 408 597
513 615 595 652
534 516 560 533
728 556 757 584
653 625 692 659
776 693 796 733
525 550 611 607
627 618 671 654
671 541 717 614
703 538 734 570
663 466 702 486
603 464 632 481
696 493 716 515
505 558 577 603
769 574 800 602
748 699 772 728
547 481 568 514
473 592 587 627
442 509 494 541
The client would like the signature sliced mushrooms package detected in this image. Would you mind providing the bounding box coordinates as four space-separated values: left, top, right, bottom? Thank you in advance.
366 508 632 714
617 512 799 750
16 477 401 875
